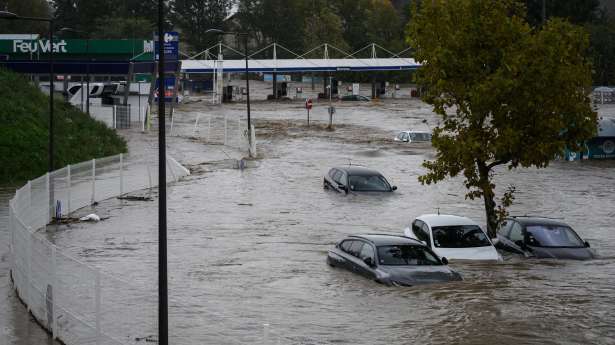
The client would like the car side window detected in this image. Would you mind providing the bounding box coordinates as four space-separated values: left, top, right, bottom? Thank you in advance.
339 172 347 185
333 170 343 184
509 222 524 242
349 241 364 257
402 133 409 141
359 244 375 261
412 220 430 244
340 240 353 253
421 223 432 244
498 220 513 237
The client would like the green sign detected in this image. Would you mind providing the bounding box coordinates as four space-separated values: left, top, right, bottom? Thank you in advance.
0 39 154 59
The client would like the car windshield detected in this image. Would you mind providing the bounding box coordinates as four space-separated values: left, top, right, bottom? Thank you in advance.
377 245 442 266
411 133 431 141
525 225 585 248
431 225 491 248
348 174 391 192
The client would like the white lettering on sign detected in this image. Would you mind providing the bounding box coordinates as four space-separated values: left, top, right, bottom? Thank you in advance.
12 40 68 54
143 40 154 53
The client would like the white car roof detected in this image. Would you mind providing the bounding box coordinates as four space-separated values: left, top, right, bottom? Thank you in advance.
400 130 431 134
416 214 478 227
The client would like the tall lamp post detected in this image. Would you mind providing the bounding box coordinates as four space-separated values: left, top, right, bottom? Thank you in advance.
156 1 168 345
58 27 90 115
205 29 252 157
0 11 55 172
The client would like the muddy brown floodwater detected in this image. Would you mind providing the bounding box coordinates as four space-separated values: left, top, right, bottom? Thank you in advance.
3 98 615 345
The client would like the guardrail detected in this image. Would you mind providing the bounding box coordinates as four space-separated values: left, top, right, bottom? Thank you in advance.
8 153 189 345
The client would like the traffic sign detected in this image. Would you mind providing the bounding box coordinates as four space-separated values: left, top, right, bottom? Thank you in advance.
305 98 313 110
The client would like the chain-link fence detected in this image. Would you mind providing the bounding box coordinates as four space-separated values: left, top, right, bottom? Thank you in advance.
8 153 189 345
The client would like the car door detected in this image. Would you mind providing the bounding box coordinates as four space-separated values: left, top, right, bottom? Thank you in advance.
356 242 377 279
337 240 357 270
501 221 526 255
346 240 366 274
332 170 345 193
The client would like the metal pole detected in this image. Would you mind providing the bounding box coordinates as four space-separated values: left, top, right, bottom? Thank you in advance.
49 20 54 172
244 34 252 157
86 38 90 115
157 0 169 343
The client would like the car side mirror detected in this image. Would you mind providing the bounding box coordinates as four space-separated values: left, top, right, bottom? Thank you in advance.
391 186 397 191
441 257 449 265
584 241 590 248
363 257 375 267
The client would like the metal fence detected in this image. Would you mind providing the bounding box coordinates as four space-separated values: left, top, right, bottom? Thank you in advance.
8 153 190 345
191 113 250 151
89 104 149 131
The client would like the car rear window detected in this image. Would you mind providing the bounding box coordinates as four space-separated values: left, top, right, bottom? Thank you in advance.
377 245 442 266
525 225 585 248
431 225 491 248
348 175 391 192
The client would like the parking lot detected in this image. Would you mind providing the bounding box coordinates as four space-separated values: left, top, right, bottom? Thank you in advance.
41 96 615 344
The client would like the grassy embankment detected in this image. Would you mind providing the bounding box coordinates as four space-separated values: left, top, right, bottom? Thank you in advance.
0 69 127 185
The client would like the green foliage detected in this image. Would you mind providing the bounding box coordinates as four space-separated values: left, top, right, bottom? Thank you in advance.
172 0 234 53
588 17 615 85
0 69 127 185
0 0 50 35
523 0 601 26
303 5 349 55
408 0 597 236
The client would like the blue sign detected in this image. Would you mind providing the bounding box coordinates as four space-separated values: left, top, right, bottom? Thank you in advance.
154 77 178 102
154 32 179 61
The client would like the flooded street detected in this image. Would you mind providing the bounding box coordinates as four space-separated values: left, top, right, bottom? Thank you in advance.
3 96 615 344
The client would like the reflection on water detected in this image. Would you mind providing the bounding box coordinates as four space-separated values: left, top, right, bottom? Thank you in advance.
7 99 615 344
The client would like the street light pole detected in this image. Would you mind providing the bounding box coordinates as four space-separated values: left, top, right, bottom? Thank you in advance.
243 33 252 155
157 1 168 345
0 11 54 171
205 29 252 157
58 28 90 115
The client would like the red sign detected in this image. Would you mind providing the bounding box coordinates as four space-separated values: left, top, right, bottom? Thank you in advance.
305 98 313 110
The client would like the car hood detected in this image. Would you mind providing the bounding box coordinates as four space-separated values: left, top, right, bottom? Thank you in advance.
377 265 462 286
433 246 501 261
528 246 596 260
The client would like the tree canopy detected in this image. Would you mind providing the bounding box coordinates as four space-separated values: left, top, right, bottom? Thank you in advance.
408 0 597 236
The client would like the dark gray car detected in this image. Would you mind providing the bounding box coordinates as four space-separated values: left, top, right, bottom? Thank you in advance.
323 166 397 194
495 217 596 260
327 234 462 286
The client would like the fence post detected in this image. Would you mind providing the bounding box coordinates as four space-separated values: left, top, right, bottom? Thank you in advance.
66 165 71 215
95 270 101 345
224 114 228 146
147 164 153 191
91 159 96 204
46 172 51 223
113 105 117 129
119 154 124 196
27 180 31 209
250 124 256 157
26 229 32 311
51 245 58 339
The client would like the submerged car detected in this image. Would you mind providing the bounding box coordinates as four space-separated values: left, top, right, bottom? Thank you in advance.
341 94 370 101
394 131 432 143
495 217 596 260
404 214 501 261
327 234 462 286
323 166 397 193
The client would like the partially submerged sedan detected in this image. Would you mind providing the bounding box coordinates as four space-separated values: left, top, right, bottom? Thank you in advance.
495 217 596 260
327 234 462 286
394 130 432 143
404 214 501 261
323 166 397 194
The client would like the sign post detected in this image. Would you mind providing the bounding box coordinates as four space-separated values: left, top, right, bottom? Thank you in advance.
305 98 313 126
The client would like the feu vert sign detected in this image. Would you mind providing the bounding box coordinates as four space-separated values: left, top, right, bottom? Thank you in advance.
13 39 68 53
0 39 155 59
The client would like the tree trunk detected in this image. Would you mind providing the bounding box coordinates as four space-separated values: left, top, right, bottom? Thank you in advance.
478 161 498 238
